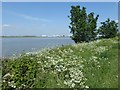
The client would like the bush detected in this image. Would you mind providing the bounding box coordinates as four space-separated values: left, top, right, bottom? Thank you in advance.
2 53 38 89
98 18 118 39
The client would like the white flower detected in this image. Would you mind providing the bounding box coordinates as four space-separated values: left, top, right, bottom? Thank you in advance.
71 83 75 88
97 65 101 68
65 75 69 78
8 81 16 88
85 86 89 88
22 84 26 87
3 73 11 78
64 81 67 85
31 57 34 59
37 61 41 63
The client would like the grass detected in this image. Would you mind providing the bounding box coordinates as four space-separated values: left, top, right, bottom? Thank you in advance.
2 37 118 89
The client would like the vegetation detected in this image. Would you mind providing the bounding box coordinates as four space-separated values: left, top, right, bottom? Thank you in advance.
98 18 118 39
68 6 118 43
68 6 99 43
1 5 119 89
2 37 118 89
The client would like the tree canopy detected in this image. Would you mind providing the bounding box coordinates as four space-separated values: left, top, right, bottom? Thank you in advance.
98 18 118 38
68 6 99 43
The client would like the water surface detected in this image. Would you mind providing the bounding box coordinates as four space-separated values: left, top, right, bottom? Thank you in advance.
2 37 74 57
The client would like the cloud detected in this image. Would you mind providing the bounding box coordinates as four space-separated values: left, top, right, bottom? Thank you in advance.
0 24 11 30
19 14 41 21
9 11 51 22
2 24 10 28
0 24 10 28
20 14 50 22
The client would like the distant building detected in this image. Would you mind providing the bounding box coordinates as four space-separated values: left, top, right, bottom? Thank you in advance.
41 35 47 37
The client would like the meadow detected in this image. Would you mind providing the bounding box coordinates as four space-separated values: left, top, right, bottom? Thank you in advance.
2 37 118 89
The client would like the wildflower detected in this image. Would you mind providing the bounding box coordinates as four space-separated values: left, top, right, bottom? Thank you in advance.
30 57 33 60
3 80 6 82
85 86 89 88
64 80 67 85
65 75 69 78
3 73 11 79
97 65 101 68
8 81 16 88
71 83 75 88
21 84 26 87
37 61 41 63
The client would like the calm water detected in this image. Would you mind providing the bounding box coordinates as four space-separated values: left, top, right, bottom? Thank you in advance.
2 37 74 57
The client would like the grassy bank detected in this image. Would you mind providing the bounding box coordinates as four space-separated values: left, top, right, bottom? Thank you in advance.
2 37 118 89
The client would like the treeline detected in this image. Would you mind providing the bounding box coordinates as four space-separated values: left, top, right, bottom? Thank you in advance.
1 36 37 38
68 6 118 43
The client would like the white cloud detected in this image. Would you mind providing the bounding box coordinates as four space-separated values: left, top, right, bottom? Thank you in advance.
0 24 10 28
9 11 51 22
0 24 11 30
21 14 50 22
20 14 40 21
2 24 10 28
20 14 50 22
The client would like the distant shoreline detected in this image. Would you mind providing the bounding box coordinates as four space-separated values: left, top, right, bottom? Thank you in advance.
0 36 71 38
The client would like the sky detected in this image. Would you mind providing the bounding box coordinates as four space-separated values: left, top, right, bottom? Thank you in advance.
2 2 118 36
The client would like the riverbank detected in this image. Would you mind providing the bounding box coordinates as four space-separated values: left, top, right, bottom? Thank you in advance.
2 37 118 89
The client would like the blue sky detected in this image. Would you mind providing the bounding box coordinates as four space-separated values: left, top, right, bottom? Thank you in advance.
2 2 118 36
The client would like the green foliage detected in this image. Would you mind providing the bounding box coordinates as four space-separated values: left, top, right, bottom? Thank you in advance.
68 6 99 43
2 54 38 89
2 37 118 89
98 18 118 39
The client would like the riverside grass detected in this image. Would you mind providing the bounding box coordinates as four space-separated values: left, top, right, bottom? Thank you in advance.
2 37 118 89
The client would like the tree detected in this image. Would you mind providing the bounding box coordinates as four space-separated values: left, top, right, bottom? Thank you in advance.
98 18 118 39
68 6 99 43
87 12 99 41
